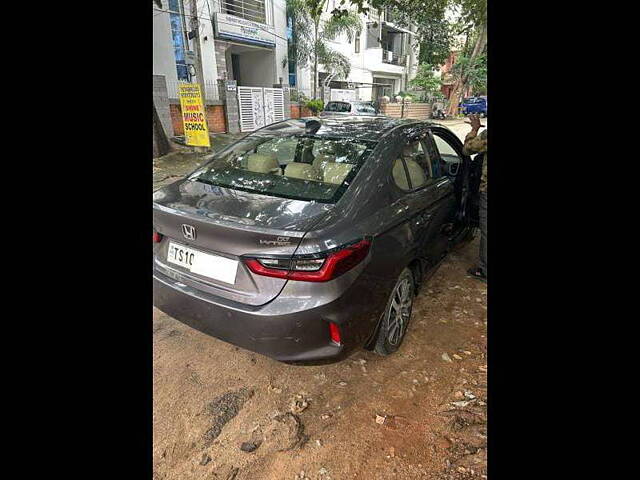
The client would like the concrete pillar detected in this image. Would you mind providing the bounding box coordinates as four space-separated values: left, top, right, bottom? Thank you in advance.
152 75 174 137
218 79 240 134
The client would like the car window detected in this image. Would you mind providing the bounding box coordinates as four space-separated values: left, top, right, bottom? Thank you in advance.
392 139 437 190
189 135 372 203
255 137 298 164
354 103 376 114
324 102 351 113
392 158 410 190
432 132 462 178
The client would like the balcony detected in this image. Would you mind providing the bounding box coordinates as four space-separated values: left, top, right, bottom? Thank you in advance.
220 0 267 25
382 50 406 66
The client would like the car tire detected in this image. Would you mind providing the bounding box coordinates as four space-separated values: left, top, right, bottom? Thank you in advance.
373 268 415 356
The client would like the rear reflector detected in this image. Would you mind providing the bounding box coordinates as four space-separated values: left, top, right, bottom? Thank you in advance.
244 239 371 282
329 322 341 345
153 232 163 243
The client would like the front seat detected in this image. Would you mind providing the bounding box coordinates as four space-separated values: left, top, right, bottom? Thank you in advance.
246 153 280 175
284 163 322 181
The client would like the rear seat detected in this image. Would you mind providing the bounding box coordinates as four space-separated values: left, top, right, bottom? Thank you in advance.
284 163 322 181
322 163 353 184
246 153 281 175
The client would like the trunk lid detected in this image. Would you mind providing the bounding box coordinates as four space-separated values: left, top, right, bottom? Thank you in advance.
153 179 332 306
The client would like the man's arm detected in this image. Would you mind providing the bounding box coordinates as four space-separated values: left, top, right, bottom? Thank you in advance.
462 114 487 155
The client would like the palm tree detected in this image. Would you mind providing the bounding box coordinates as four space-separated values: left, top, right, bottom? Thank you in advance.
287 0 362 99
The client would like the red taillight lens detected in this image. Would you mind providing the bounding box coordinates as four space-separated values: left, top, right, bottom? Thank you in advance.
244 239 371 282
329 322 341 345
153 231 163 243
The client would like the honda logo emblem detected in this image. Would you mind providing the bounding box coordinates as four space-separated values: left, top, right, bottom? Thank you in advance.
181 224 196 240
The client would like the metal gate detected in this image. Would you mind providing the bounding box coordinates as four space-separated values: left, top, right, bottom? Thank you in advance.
238 86 285 132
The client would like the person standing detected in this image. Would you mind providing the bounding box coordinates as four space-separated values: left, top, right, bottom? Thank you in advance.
464 114 488 282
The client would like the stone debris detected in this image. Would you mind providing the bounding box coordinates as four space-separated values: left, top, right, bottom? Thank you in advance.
450 400 475 408
240 441 260 453
268 384 282 394
290 393 310 414
441 353 453 363
375 414 386 425
453 354 463 360
263 413 304 452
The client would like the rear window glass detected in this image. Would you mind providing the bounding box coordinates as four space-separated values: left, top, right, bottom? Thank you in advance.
188 135 373 203
324 102 351 113
354 103 376 114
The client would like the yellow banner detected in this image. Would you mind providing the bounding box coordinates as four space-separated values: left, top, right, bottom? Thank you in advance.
178 83 210 147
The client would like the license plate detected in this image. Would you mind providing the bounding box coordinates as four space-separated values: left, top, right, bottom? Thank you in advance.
166 242 238 284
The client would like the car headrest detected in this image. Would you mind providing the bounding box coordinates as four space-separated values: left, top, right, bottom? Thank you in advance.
404 159 427 189
322 163 353 185
246 153 279 174
284 163 322 181
312 154 336 170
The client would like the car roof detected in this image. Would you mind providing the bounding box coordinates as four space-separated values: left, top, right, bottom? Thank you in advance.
258 116 440 143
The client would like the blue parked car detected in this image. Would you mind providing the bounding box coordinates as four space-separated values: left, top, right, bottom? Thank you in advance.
461 96 487 117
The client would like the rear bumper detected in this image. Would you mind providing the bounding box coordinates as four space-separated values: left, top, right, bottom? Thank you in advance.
153 269 383 363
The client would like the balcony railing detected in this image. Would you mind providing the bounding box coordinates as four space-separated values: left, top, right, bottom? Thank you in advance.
220 0 267 25
382 50 406 66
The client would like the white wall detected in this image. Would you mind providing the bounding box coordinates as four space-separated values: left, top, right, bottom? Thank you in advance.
196 0 220 85
153 0 291 92
152 5 179 85
273 0 289 85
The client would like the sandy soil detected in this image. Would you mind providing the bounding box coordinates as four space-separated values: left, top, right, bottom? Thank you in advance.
153 237 487 480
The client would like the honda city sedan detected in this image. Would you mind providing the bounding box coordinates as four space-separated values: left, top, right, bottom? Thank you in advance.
153 117 480 362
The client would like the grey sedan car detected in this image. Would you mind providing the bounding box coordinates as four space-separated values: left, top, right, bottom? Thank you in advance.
153 117 480 362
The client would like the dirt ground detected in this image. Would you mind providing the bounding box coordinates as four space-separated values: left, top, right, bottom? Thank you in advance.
153 117 487 479
153 239 487 480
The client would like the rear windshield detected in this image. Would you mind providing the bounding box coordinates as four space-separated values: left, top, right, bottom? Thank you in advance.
324 102 351 113
353 103 377 114
188 135 373 203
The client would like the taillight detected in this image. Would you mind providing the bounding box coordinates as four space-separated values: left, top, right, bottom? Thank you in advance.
244 239 371 282
153 231 163 243
329 322 341 345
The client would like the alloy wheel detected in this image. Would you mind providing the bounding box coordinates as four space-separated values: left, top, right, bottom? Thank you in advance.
386 277 414 346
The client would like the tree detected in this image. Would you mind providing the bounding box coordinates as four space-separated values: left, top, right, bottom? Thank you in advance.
331 0 453 68
451 54 486 95
409 64 443 97
331 1 487 113
287 0 362 99
445 0 486 114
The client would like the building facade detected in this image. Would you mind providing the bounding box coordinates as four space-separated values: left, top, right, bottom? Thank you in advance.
293 4 419 102
153 0 289 102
